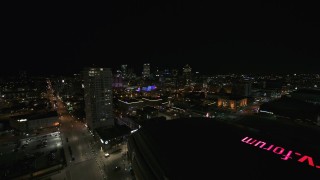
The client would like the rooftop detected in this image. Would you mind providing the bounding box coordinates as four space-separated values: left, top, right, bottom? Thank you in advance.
96 125 131 141
292 88 320 95
11 111 58 121
129 117 320 179
260 97 320 113
219 94 247 100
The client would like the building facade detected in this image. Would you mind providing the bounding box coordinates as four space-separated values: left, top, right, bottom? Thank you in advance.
121 64 128 78
217 96 247 111
83 67 114 129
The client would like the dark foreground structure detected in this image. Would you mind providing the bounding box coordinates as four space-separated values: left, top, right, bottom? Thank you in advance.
128 117 320 179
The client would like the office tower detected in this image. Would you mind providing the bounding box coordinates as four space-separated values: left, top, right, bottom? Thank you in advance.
143 63 150 78
183 64 192 85
121 64 128 78
83 67 114 129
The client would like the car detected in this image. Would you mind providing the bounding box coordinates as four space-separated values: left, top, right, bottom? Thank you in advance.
113 166 121 171
104 153 110 158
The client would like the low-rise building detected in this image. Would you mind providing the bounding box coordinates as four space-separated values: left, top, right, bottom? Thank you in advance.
217 95 247 111
10 111 59 132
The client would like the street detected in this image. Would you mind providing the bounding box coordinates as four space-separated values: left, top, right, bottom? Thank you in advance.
50 97 132 180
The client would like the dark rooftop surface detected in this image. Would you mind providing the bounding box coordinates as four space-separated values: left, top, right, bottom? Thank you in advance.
140 106 158 113
293 88 320 95
11 111 58 121
219 94 247 100
96 125 131 141
260 97 320 112
130 117 320 179
118 98 142 103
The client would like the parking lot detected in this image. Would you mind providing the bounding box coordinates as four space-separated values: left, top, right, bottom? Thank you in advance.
0 131 66 179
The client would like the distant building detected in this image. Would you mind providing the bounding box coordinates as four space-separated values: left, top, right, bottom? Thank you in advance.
136 106 159 120
217 95 247 111
95 125 131 150
83 67 114 130
53 74 83 99
290 88 320 105
142 97 163 107
183 64 192 85
263 80 284 89
127 68 136 79
259 97 320 125
112 76 123 88
143 63 150 78
121 64 128 78
118 99 144 113
220 85 232 94
233 83 252 97
261 80 284 99
116 116 140 130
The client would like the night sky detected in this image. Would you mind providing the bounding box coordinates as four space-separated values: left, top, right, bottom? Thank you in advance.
2 1 319 76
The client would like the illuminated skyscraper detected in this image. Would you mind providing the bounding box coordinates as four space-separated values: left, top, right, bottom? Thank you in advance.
183 64 192 85
143 63 150 78
121 64 128 78
83 67 114 129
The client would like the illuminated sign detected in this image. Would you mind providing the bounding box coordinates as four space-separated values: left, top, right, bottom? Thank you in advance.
136 85 157 92
241 136 320 169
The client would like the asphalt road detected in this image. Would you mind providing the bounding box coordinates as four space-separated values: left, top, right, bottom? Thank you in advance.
48 80 133 180
50 98 106 180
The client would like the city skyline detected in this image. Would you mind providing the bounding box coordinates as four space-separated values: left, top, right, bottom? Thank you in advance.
2 1 319 76
1 62 319 77
1 2 319 179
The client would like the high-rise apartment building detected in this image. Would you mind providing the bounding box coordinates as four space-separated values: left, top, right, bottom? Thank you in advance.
183 64 192 85
83 67 114 129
